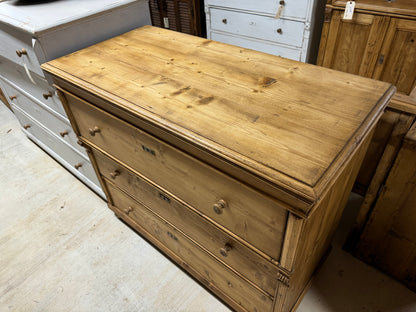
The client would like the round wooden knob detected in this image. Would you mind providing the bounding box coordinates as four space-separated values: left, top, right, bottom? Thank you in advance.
75 163 83 170
222 18 227 24
88 126 101 136
9 95 17 101
23 124 31 129
110 170 120 179
220 243 232 257
60 130 69 137
43 92 52 99
279 0 285 5
277 28 283 34
16 48 27 57
123 206 133 214
213 199 227 215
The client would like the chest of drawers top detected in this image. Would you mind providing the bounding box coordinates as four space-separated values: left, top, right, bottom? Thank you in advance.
42 26 394 216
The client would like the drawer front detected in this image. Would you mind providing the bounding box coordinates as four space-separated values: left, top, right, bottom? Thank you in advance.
64 91 288 260
12 105 100 188
95 150 278 295
206 0 310 21
210 32 302 61
107 182 274 312
0 57 66 117
0 25 43 77
210 8 305 48
4 82 86 157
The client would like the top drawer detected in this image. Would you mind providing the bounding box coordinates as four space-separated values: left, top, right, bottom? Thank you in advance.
0 24 43 77
210 8 305 48
61 89 288 260
206 0 311 20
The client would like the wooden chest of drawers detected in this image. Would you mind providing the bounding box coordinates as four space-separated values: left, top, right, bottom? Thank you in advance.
42 26 394 312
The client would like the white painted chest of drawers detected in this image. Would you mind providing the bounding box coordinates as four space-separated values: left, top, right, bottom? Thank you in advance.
0 0 151 197
204 0 325 63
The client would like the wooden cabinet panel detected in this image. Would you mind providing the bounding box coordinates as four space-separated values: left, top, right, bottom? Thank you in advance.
373 18 416 95
320 10 389 76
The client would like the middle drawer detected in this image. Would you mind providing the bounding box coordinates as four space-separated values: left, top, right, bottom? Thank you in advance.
94 149 279 295
63 90 288 260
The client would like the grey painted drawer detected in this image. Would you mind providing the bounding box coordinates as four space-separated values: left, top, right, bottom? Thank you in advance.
206 0 310 20
210 8 305 48
2 79 86 157
211 32 302 60
12 105 102 191
0 58 67 117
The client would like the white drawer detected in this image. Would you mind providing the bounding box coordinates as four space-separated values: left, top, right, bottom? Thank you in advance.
0 57 66 117
12 105 101 190
211 32 302 61
0 24 43 77
3 80 87 157
206 0 310 20
210 8 305 48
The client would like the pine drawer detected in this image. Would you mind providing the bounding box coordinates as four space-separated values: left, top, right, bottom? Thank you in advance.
106 181 275 312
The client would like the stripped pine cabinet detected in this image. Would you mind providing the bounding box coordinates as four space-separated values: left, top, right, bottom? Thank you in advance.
42 26 394 312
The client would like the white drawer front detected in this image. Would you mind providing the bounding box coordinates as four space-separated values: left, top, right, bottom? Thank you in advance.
0 24 43 77
206 0 310 20
211 32 302 61
4 81 87 157
210 8 305 48
0 57 67 117
12 105 101 188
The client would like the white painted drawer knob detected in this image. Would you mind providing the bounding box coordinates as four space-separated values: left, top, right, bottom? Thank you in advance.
88 126 101 136
220 243 232 257
16 48 27 57
213 199 227 214
43 92 53 99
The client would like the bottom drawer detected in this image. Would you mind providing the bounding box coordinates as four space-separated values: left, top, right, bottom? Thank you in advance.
106 181 274 312
12 105 102 191
210 32 302 61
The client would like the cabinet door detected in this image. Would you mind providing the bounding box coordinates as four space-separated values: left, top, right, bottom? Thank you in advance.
319 10 389 77
373 18 416 95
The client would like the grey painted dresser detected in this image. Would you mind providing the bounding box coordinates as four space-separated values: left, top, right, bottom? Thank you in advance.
204 0 325 63
0 0 151 197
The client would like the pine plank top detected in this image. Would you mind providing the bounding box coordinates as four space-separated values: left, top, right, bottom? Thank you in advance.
42 26 395 208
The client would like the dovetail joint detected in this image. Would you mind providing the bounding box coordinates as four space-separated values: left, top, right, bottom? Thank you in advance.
277 272 290 287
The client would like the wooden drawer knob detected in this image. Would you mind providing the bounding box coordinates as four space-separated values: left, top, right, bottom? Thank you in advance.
23 124 31 129
16 48 27 57
60 130 69 137
88 126 101 136
220 243 232 257
75 163 83 170
77 139 84 147
110 170 120 179
222 18 227 24
123 206 133 214
43 92 53 99
9 95 17 101
276 28 283 34
280 0 285 5
213 199 227 215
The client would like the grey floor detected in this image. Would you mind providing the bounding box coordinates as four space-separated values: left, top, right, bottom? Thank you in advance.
1 102 415 312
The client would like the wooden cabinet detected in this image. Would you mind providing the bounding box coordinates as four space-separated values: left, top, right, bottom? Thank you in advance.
354 122 416 292
0 0 150 198
42 26 393 312
149 0 205 36
205 0 326 63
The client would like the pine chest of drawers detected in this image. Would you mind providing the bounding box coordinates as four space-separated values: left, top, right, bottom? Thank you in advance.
42 26 395 312
0 0 150 197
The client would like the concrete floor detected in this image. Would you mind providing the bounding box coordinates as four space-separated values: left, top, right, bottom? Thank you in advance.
1 102 416 312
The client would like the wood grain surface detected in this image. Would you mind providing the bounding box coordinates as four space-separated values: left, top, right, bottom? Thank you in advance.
42 26 394 213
